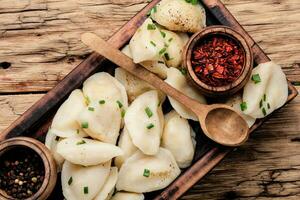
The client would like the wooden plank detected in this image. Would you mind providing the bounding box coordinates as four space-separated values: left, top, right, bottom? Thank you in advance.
0 0 299 93
0 87 299 199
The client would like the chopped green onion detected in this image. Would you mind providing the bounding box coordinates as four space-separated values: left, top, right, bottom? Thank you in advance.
121 109 126 118
267 103 271 109
147 123 154 129
81 122 89 129
164 53 170 61
147 24 156 30
99 100 105 104
145 107 153 118
160 30 166 38
251 74 261 84
88 107 94 111
76 129 80 134
240 102 247 111
159 47 167 55
262 107 267 116
259 99 263 108
168 37 173 42
191 0 198 5
150 41 156 47
153 5 157 13
179 68 187 75
55 136 60 141
116 100 123 108
83 186 89 194
143 169 150 177
85 96 90 105
76 140 86 145
68 177 73 185
263 94 266 101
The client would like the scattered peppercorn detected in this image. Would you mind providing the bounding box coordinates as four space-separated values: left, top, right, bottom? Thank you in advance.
0 147 45 199
192 35 245 87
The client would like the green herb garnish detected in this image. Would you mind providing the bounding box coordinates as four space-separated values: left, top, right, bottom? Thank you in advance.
143 169 150 177
76 129 80 134
159 47 167 55
267 103 271 109
262 107 267 116
81 122 89 129
158 60 165 64
88 107 94 111
85 96 90 105
259 99 263 108
68 177 73 185
168 37 173 42
84 186 89 194
150 41 156 47
147 123 154 129
251 74 261 84
147 24 156 30
185 0 198 5
240 102 247 111
116 100 123 108
145 107 153 118
263 94 266 101
164 53 170 61
160 30 166 38
99 100 105 104
180 68 187 75
55 136 60 141
76 140 86 145
121 109 126 118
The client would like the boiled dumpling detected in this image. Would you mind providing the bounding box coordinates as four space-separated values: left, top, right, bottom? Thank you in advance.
151 0 206 33
82 72 128 111
225 94 256 127
56 137 123 166
77 101 121 144
243 61 288 118
115 67 165 103
162 111 196 168
51 89 87 138
129 18 165 64
116 148 180 193
114 127 138 169
94 167 118 200
61 161 110 200
159 29 187 68
124 90 163 155
111 192 144 200
45 130 65 172
165 67 206 120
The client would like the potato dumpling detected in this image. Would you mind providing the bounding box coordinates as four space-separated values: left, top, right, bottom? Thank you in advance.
151 0 206 33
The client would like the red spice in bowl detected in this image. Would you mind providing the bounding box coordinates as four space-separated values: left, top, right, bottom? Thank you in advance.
192 35 245 87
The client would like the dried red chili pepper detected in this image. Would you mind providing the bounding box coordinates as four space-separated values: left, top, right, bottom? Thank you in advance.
191 35 244 87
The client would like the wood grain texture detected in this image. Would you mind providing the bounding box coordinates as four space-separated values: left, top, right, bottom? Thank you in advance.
0 0 299 199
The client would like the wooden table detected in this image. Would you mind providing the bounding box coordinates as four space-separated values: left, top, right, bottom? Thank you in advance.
0 0 299 199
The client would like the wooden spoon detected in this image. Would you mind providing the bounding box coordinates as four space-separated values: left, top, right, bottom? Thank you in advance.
81 32 249 146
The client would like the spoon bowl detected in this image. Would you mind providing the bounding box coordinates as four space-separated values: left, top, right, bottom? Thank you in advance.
81 32 250 147
201 105 249 146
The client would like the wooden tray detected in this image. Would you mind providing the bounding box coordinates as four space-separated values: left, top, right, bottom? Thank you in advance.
0 0 298 199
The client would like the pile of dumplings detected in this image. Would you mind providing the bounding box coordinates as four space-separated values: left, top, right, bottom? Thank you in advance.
45 0 289 199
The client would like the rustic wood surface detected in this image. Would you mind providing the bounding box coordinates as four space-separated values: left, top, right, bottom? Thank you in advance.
0 0 299 199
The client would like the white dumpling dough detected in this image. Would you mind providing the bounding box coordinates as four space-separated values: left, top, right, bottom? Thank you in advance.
162 111 196 168
115 67 165 103
61 161 110 200
225 94 256 128
82 72 128 110
129 18 165 64
94 167 118 200
45 130 65 172
51 89 87 138
151 0 206 33
243 61 288 118
111 192 144 200
165 67 206 120
57 137 123 166
77 102 121 144
116 148 180 193
114 127 138 169
124 90 163 155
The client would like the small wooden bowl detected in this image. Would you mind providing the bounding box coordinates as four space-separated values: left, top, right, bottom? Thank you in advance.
184 26 253 97
0 137 57 200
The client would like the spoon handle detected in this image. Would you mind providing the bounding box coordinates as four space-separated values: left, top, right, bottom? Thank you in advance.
81 32 205 115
